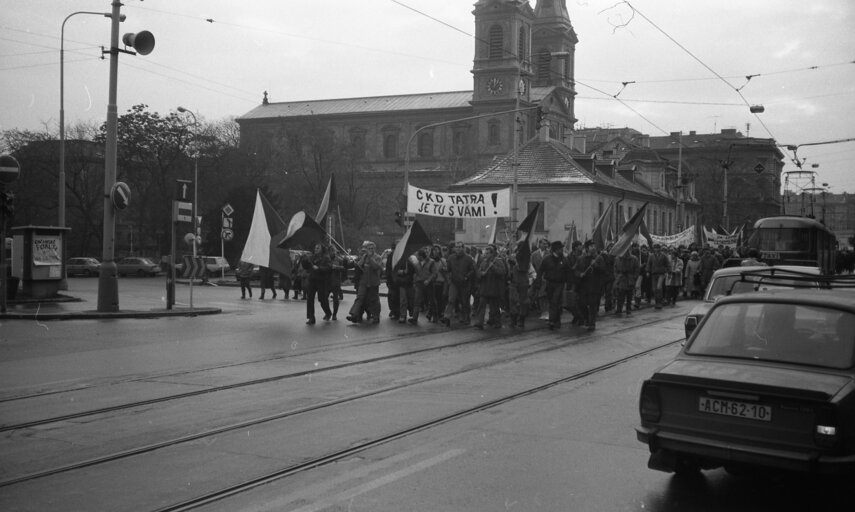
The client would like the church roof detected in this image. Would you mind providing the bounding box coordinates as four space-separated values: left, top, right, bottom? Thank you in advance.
238 91 473 120
452 136 656 198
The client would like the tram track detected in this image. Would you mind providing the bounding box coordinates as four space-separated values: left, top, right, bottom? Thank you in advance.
153 337 682 512
0 315 683 490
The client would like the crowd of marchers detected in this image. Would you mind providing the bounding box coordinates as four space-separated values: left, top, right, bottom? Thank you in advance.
230 239 836 330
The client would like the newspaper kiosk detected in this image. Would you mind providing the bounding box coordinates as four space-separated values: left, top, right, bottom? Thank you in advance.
11 225 70 298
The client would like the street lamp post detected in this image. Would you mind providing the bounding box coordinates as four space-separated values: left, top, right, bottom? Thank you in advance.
96 0 154 312
178 107 199 309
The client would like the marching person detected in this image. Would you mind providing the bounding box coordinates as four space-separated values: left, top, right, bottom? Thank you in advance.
258 265 277 300
303 242 332 325
613 247 640 316
328 245 345 320
507 239 531 328
665 247 684 306
647 244 672 310
472 244 507 329
237 260 253 299
442 241 475 326
393 251 416 324
409 249 437 325
576 241 608 331
684 250 702 299
537 240 571 330
347 241 384 324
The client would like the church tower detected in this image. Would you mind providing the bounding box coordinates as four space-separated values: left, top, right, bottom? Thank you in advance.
471 0 534 107
532 0 578 132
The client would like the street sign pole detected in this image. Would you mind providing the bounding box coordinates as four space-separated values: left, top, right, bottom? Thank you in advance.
1 154 22 314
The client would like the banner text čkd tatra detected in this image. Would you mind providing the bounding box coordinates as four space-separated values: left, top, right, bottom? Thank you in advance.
407 184 511 218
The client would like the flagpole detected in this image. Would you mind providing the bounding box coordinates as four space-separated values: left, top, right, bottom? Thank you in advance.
337 204 346 252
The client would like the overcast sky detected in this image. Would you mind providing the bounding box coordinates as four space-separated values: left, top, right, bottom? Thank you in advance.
2 0 853 194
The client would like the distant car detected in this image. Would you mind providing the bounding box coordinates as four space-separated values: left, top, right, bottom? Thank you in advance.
637 283 855 477
684 265 821 338
201 256 231 277
66 257 100 277
117 257 161 277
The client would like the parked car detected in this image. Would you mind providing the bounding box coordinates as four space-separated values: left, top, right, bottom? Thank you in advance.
684 265 821 338
66 257 100 277
117 257 162 277
201 256 231 277
637 280 855 477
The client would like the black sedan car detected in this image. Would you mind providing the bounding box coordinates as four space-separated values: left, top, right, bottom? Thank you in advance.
637 285 855 477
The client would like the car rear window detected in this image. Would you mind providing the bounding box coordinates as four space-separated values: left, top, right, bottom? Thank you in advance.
686 303 855 369
706 275 815 300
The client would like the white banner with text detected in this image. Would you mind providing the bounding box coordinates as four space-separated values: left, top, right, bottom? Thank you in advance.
407 185 511 218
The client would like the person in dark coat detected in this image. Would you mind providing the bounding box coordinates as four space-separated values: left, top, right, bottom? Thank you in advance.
237 261 253 299
328 245 345 319
304 242 332 325
347 241 384 324
442 241 475 325
613 248 640 316
258 265 277 300
575 241 608 330
536 241 571 330
393 252 416 323
472 244 507 329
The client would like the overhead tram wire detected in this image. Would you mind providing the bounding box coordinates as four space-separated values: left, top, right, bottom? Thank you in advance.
622 1 779 142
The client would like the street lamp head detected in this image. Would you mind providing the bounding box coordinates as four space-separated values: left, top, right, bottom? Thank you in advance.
177 106 188 113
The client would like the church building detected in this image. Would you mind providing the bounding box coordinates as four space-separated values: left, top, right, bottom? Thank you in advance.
237 0 695 248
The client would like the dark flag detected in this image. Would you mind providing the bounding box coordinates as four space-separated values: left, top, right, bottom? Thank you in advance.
591 200 614 251
609 202 650 257
514 203 540 270
277 210 327 250
315 174 336 224
240 189 292 275
391 218 432 268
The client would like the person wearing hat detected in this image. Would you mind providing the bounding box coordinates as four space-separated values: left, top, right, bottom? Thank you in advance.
646 243 672 310
537 240 571 330
575 240 608 330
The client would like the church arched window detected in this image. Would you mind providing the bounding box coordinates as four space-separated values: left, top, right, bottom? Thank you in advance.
488 120 501 146
537 48 551 81
417 132 433 157
489 25 503 59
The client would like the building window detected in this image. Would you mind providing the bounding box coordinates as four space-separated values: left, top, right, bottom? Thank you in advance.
517 26 526 61
661 211 666 234
536 48 551 81
383 133 397 159
455 218 464 232
598 201 604 220
489 25 503 59
453 130 466 156
628 206 633 220
417 132 433 158
527 201 545 232
488 121 501 146
668 211 673 233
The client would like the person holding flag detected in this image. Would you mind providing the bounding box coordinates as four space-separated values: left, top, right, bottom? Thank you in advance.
303 242 333 324
472 244 507 329
537 241 571 330
441 241 475 326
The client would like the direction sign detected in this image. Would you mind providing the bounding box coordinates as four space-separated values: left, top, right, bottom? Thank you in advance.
110 181 131 210
182 255 206 279
222 228 234 241
0 154 21 184
753 163 765 174
176 179 193 202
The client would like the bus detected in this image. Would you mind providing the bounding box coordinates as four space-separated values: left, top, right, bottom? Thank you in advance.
751 216 837 274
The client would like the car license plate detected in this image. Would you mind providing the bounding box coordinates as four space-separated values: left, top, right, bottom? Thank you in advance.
760 251 780 260
698 397 772 422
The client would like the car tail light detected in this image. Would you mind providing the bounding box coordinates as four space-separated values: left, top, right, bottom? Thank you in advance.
639 382 661 423
814 406 839 449
684 316 698 338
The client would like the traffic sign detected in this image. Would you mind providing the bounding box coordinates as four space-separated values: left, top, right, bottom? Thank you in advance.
753 163 765 174
0 154 21 184
222 203 234 216
110 181 131 210
174 201 192 222
182 255 206 279
176 179 193 202
222 228 234 241
222 216 233 229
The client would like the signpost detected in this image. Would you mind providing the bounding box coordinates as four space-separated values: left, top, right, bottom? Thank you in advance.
168 179 194 310
220 203 233 279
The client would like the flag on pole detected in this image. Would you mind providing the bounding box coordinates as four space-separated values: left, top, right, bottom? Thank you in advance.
514 203 540 270
315 174 336 224
391 218 432 269
609 202 649 256
591 200 614 251
277 210 327 250
639 218 654 248
240 189 292 274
